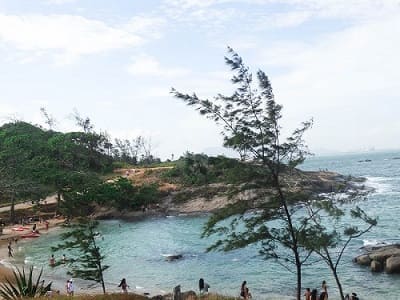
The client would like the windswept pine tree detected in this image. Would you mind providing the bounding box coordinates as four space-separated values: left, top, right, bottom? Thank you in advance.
172 47 313 300
172 47 376 300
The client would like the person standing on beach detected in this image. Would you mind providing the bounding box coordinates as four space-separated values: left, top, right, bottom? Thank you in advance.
118 278 128 293
66 279 74 296
199 278 204 294
240 281 251 299
311 289 318 300
7 241 13 257
320 280 328 300
304 288 311 300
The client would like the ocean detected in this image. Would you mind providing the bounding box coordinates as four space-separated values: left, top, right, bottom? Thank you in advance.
12 151 400 299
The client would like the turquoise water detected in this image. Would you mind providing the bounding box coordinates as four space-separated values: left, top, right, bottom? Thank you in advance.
14 151 400 299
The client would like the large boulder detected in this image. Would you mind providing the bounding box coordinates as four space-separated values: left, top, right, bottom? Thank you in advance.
354 254 371 266
354 244 400 274
369 246 400 263
386 256 400 274
370 260 383 272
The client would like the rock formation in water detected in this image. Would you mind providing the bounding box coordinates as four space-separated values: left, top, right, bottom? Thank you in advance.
354 244 400 274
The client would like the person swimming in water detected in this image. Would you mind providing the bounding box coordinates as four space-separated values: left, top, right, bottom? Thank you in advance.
49 254 55 267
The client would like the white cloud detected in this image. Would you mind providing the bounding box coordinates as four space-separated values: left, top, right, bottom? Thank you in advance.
163 0 400 30
163 0 219 9
127 54 189 78
0 14 143 64
44 0 78 4
256 10 313 29
254 14 400 152
162 0 239 30
123 16 166 40
292 0 400 20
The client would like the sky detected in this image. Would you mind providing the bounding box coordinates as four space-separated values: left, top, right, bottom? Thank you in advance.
0 0 399 160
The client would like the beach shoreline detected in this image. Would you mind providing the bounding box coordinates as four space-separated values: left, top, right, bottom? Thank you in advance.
0 217 168 297
0 217 66 284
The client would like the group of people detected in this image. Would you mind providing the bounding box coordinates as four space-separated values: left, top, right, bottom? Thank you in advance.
49 253 67 267
345 293 360 300
66 279 74 296
62 275 359 299
304 280 359 300
304 280 328 300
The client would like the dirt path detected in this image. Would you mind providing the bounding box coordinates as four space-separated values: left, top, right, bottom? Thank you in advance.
0 195 58 213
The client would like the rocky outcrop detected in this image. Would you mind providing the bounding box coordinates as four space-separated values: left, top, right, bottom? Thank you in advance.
91 170 369 219
386 256 400 274
354 254 371 266
370 260 383 272
354 244 400 274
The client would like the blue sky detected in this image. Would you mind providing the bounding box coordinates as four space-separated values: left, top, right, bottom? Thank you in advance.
0 0 399 159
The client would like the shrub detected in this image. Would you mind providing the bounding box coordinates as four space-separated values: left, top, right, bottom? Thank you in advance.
0 266 51 300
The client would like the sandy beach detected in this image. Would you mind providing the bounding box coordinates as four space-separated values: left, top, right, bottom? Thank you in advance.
0 216 67 283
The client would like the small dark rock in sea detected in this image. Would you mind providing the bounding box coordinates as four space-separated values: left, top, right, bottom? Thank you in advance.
165 254 183 261
357 159 372 163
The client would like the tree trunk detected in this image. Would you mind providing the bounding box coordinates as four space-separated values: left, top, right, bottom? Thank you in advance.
296 259 302 300
275 176 302 300
10 194 15 224
333 272 345 300
330 262 345 300
56 190 61 215
100 274 106 294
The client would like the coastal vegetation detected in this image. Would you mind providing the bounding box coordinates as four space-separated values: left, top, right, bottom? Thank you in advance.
0 266 52 300
0 51 378 299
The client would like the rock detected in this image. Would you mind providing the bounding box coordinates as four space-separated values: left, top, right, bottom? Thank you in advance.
354 254 371 266
369 245 400 263
386 256 400 274
354 244 400 275
181 290 196 300
370 260 383 272
165 254 183 261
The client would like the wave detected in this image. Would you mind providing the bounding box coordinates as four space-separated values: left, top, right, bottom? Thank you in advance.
362 239 390 247
135 285 144 289
365 177 395 194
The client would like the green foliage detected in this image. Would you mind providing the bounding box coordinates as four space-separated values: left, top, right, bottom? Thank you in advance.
0 266 51 300
52 220 108 294
0 121 116 218
0 122 113 182
163 152 270 185
69 177 160 212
